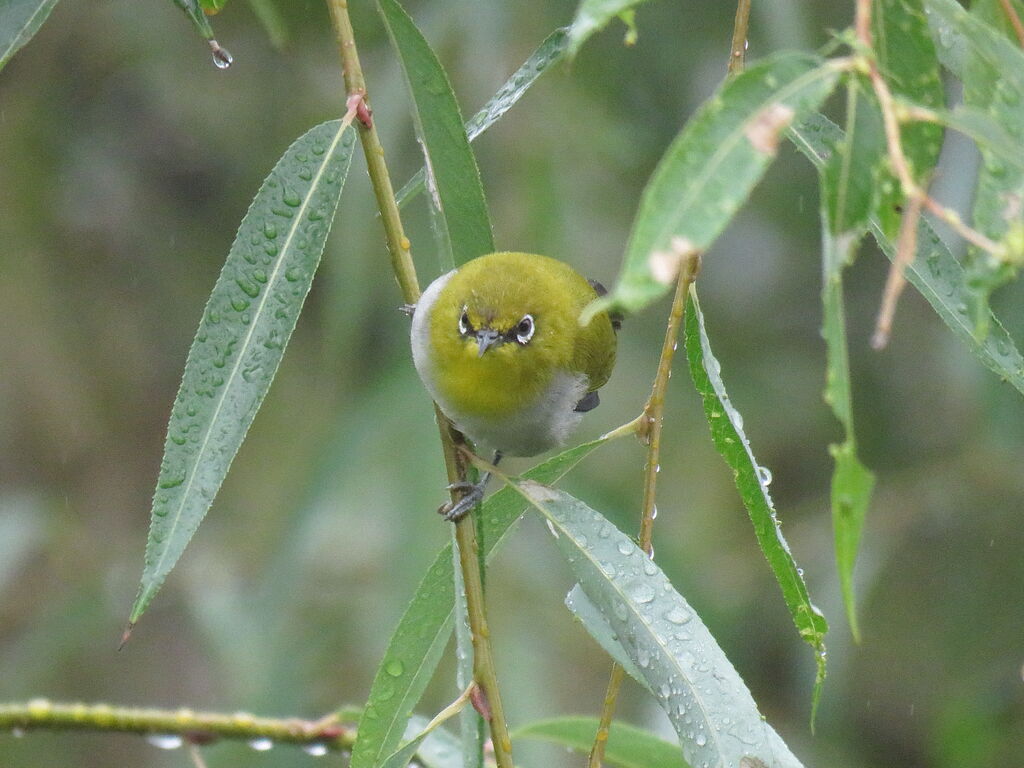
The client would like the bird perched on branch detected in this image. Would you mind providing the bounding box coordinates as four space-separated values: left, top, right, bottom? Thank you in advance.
410 251 618 521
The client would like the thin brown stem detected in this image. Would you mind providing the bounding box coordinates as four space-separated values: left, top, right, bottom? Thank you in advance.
0 700 354 751
587 253 701 768
998 0 1024 47
323 4 513 766
872 192 923 349
728 0 752 75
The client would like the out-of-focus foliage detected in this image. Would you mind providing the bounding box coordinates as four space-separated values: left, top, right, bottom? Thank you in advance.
1 1 1023 767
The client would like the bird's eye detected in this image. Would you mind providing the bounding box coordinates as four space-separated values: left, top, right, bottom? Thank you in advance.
515 314 535 344
458 308 470 335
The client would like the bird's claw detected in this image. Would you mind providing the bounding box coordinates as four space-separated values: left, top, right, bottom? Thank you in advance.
439 481 486 522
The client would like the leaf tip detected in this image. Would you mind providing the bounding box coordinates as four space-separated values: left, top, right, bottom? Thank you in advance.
118 621 136 651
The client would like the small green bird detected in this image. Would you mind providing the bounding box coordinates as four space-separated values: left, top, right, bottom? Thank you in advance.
410 251 618 520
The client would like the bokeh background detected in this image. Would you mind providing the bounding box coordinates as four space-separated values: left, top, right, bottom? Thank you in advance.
2 0 1023 766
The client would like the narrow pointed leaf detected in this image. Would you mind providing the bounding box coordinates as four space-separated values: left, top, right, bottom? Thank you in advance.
567 0 653 57
592 53 839 319
514 717 688 768
0 0 60 72
452 527 483 768
871 0 945 239
349 437 610 768
922 104 1024 172
247 0 288 49
404 717 463 768
790 113 1024 399
377 0 492 270
565 584 649 689
170 0 216 41
396 27 570 207
381 703 469 768
960 0 1024 337
685 289 828 715
128 121 357 625
818 81 881 640
512 482 804 768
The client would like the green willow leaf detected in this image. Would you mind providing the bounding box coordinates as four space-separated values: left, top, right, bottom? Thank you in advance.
818 80 881 641
395 27 570 208
511 482 804 768
128 121 357 626
589 53 840 320
382 706 468 768
514 717 688 768
171 0 215 41
247 0 288 49
451 526 483 768
565 585 649 688
567 0 653 56
684 288 828 719
871 0 945 239
0 0 60 72
923 104 1024 172
404 717 463 768
959 0 1024 338
198 0 227 12
791 113 1024 398
348 437 610 768
377 0 492 271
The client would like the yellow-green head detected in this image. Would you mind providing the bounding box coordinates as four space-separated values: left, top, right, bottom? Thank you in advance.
410 252 617 456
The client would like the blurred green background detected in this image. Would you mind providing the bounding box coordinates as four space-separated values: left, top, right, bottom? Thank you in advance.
1 0 1023 766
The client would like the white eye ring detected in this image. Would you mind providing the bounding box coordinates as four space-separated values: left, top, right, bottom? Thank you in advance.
458 307 470 335
515 314 535 344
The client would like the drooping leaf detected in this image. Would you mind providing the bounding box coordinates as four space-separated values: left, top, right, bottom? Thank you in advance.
871 0 945 239
128 121 357 625
377 0 493 271
818 80 882 641
588 53 840 320
791 113 1024 399
566 0 653 57
565 585 649 689
512 482 804 768
684 288 828 717
396 27 571 208
958 0 1024 338
348 437 610 768
514 717 688 768
170 0 215 41
0 0 61 72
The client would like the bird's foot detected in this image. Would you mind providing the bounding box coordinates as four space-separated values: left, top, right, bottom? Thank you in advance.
439 477 488 522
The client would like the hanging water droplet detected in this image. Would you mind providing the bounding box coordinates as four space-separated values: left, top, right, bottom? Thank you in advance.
209 41 233 69
303 743 329 756
757 466 773 486
147 734 184 750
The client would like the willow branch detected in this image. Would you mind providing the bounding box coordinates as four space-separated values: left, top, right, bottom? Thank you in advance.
998 0 1024 47
0 700 354 752
588 252 701 768
323 3 513 766
728 0 752 75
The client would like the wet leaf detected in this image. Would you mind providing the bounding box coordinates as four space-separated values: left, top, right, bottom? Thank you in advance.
684 288 828 717
128 121 357 625
512 482 804 768
567 0 653 56
590 53 839 319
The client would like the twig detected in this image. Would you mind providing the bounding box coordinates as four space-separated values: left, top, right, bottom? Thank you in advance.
872 192 922 349
587 252 701 768
323 3 514 767
728 0 752 75
998 0 1024 48
854 0 1004 346
0 700 354 751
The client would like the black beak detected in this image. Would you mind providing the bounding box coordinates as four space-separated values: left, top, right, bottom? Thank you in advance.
475 330 501 357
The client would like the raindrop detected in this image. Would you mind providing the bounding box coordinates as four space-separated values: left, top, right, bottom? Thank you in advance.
303 743 329 757
210 41 233 69
248 737 274 751
665 607 691 625
616 540 633 556
631 583 655 604
147 734 184 750
545 519 560 539
385 659 405 677
757 466 773 486
695 732 708 747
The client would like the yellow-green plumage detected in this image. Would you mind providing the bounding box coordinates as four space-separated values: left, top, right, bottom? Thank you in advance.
411 252 617 456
